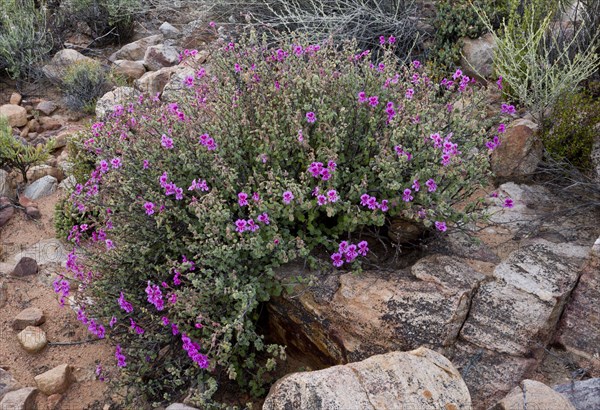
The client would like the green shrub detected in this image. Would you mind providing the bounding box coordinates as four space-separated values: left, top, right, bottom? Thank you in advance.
0 0 54 80
542 90 600 171
61 60 109 112
55 32 510 407
0 116 54 184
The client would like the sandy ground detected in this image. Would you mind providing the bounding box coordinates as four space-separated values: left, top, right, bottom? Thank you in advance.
1 191 116 410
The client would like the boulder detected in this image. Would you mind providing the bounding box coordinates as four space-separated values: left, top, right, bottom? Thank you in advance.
143 44 179 71
42 49 95 81
460 33 496 80
554 378 600 410
17 326 47 353
0 368 21 401
34 364 73 395
110 34 163 61
35 101 58 116
95 87 139 119
159 22 180 39
492 379 575 410
491 118 543 179
38 116 62 132
26 165 63 183
0 104 28 127
12 307 46 330
10 238 69 268
268 255 485 365
0 169 15 198
263 347 471 410
165 404 199 410
9 92 22 105
0 387 38 410
160 66 196 101
112 60 146 81
135 66 179 95
487 182 553 228
23 175 57 200
11 257 38 277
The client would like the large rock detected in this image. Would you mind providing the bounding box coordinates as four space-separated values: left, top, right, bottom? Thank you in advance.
11 257 38 277
143 44 179 71
159 22 180 39
17 326 48 353
12 307 46 330
112 60 146 81
460 33 496 80
135 66 179 95
0 369 22 401
491 118 543 179
160 65 197 101
42 49 94 81
492 379 575 410
487 182 553 228
263 347 471 410
268 255 485 365
95 87 139 119
10 238 69 268
165 404 199 410
0 387 38 410
0 104 27 127
35 101 58 116
110 34 163 61
26 165 63 183
554 378 600 410
23 175 57 200
460 239 588 356
34 364 73 395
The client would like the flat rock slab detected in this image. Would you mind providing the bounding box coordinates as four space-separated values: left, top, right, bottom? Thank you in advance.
34 364 73 395
0 368 22 401
493 379 575 410
12 307 46 330
554 378 600 410
0 387 38 410
10 257 38 277
263 347 471 410
10 238 69 268
23 175 57 200
17 326 48 353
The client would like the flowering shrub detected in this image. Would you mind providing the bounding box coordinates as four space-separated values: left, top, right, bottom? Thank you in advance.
55 31 511 406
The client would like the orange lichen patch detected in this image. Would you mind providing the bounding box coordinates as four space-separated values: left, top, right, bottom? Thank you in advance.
422 389 433 400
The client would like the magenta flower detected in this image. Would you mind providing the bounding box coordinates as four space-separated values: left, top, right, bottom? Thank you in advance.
357 241 369 256
115 345 127 368
498 124 506 133
412 179 420 192
368 96 379 107
379 35 386 45
380 199 389 212
238 192 249 206
146 281 165 311
118 292 133 313
235 219 247 233
327 190 339 203
171 323 179 335
405 88 414 99
425 179 437 192
161 316 170 326
412 60 421 69
360 194 370 206
496 76 503 90
501 104 516 114
161 134 174 149
252 192 260 202
247 219 259 232
490 191 498 198
331 252 344 267
503 198 514 208
105 239 114 250
109 316 117 328
452 69 463 80
257 212 270 225
358 91 367 103
367 196 378 210
388 35 396 44
306 112 316 123
338 241 349 254
435 221 447 232
143 160 150 169
110 157 122 169
234 63 241 72
320 168 331 181
99 160 109 173
402 188 413 202
144 201 155 215
183 76 194 87
282 191 294 204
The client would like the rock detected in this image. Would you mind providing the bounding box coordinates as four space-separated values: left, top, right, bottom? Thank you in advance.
460 239 587 356
10 239 69 268
493 379 575 410
160 66 196 101
0 104 28 127
46 393 63 409
17 326 47 353
460 33 496 80
1 169 16 198
9 92 22 105
35 101 58 116
26 165 63 183
487 182 553 228
491 118 543 179
0 199 15 228
165 404 199 410
554 378 600 410
42 49 95 81
112 60 146 81
135 66 178 95
143 44 179 71
592 134 600 183
38 116 62 132
180 19 219 50
95 87 139 119
59 175 76 191
34 364 73 395
387 217 425 245
0 281 7 308
110 34 163 61
554 240 600 366
25 206 41 220
159 22 180 39
263 347 471 410
0 387 38 410
268 255 485 365
11 257 38 277
12 307 46 330
23 175 57 200
0 368 22 401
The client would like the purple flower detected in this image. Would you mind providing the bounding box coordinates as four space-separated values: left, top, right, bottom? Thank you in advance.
501 104 516 114
405 88 414 99
234 63 241 72
338 241 349 254
360 194 370 206
452 69 463 80
146 281 164 311
367 196 378 210
503 198 514 208
247 219 259 232
161 316 170 326
109 316 117 328
317 195 327 206
327 190 339 203
110 157 122 169
105 239 114 250
115 345 127 367
490 191 498 198
143 160 150 169
412 179 420 192
358 91 367 103
327 160 337 171
379 35 386 45
380 199 389 212
435 221 447 232
282 191 294 204
118 292 133 313
388 35 396 44
161 134 174 149
257 212 270 225
306 112 316 123
425 179 437 193
144 202 155 215
235 219 247 233
368 96 379 107
183 75 194 87
496 76 503 90
357 241 369 256
498 124 506 133
252 192 260 202
238 192 249 206
331 252 344 267
171 323 179 335
402 188 413 202
99 160 109 173
412 60 421 69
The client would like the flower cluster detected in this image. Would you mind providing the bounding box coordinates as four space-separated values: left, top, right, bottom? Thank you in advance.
308 161 336 180
331 240 369 267
359 194 389 212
